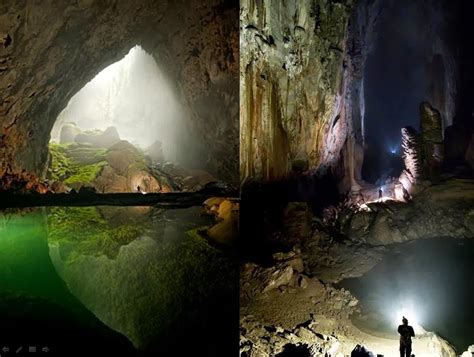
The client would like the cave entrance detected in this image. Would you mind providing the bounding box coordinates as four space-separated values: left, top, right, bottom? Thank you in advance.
47 46 210 194
361 1 438 184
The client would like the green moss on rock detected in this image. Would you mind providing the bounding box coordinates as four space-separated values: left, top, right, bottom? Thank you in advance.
47 207 143 260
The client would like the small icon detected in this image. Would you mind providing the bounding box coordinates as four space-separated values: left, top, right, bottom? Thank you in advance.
41 347 49 353
2 346 9 353
28 346 36 353
15 346 22 354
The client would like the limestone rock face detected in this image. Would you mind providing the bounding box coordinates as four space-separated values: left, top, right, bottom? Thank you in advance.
420 102 444 179
0 0 238 184
240 0 354 183
240 0 381 189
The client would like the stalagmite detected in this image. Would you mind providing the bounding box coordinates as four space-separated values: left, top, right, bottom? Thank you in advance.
400 126 422 193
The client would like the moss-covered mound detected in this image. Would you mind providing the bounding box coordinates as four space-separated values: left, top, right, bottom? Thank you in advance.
48 140 170 192
48 143 108 189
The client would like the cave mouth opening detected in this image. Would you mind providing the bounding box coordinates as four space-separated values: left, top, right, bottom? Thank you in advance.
46 45 211 194
339 238 474 353
51 45 184 162
361 0 436 185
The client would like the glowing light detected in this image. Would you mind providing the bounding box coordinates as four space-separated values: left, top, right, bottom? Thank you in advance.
390 148 397 154
393 304 425 335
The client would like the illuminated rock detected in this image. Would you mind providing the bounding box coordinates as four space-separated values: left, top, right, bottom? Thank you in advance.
400 126 422 192
344 179 474 245
206 198 239 246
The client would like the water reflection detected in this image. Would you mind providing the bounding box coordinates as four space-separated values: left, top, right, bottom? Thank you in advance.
0 206 238 356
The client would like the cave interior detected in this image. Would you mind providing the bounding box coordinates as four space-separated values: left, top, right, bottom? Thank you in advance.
239 0 474 356
0 1 239 357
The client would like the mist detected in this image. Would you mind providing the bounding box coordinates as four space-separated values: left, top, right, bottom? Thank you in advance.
51 45 186 162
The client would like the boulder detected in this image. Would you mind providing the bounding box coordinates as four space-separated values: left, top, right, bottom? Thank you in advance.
262 266 294 293
93 166 128 193
206 199 239 245
203 197 226 216
74 126 120 148
75 126 120 148
106 140 142 175
182 169 216 190
59 122 81 144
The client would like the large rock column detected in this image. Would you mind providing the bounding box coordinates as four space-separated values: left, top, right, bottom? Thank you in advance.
420 101 444 179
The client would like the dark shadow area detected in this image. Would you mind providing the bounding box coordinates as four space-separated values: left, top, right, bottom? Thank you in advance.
0 183 237 209
240 173 339 264
362 1 430 183
0 207 239 357
276 343 311 357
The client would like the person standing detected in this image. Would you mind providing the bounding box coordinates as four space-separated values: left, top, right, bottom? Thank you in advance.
398 316 415 357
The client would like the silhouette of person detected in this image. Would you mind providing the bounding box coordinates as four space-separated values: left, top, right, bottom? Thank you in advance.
398 316 415 357
378 187 383 199
137 185 141 192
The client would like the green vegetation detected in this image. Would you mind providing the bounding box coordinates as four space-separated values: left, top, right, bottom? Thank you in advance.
47 207 144 260
49 143 75 181
48 143 108 187
63 162 107 187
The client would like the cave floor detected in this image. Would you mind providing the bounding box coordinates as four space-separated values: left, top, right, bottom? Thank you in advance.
241 179 474 356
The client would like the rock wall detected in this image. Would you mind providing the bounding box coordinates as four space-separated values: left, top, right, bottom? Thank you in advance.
0 0 238 184
240 0 382 190
240 0 354 183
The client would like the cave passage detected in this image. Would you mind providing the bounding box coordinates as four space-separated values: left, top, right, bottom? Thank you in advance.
362 1 433 183
339 238 474 353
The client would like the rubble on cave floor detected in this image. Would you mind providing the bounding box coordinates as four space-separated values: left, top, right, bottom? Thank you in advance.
240 178 474 356
240 248 457 356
